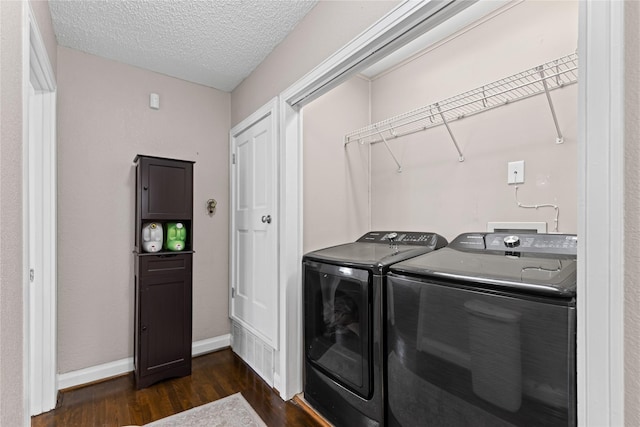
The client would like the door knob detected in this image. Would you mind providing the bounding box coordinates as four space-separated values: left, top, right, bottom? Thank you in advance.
261 215 272 224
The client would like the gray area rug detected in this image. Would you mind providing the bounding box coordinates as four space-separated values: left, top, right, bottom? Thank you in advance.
143 393 267 427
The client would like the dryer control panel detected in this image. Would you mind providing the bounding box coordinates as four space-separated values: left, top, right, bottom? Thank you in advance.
357 231 447 248
451 232 578 255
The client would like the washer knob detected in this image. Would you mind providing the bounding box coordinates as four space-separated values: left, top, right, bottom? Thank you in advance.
504 235 520 248
386 232 398 243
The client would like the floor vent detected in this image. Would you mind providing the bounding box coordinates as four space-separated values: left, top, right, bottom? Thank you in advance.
231 321 275 387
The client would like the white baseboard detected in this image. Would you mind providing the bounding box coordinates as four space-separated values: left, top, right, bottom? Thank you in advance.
192 334 231 356
273 372 282 394
57 334 231 390
57 357 134 391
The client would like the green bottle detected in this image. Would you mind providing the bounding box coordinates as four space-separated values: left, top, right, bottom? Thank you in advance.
164 222 186 251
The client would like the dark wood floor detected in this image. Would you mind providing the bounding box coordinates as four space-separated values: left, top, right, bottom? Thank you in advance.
32 348 325 427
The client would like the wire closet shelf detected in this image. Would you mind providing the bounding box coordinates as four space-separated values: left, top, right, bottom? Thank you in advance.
344 52 578 163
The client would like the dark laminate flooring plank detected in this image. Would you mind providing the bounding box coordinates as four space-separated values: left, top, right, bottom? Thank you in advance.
32 349 324 427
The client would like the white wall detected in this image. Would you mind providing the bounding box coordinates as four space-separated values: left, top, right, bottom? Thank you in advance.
368 0 578 240
303 76 370 253
625 1 640 425
56 47 231 373
0 1 26 424
50 0 397 382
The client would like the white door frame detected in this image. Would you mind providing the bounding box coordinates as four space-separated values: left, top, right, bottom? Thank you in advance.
577 1 625 425
22 2 58 422
276 1 626 424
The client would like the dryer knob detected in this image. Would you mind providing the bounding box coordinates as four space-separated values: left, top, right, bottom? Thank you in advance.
504 235 520 248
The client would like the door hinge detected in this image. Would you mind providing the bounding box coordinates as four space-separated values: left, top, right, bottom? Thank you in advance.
232 153 236 164
29 269 35 282
231 287 235 298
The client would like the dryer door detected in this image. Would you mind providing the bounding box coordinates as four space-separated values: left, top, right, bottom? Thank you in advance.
303 261 371 398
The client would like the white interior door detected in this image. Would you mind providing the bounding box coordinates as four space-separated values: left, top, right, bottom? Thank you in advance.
230 101 278 348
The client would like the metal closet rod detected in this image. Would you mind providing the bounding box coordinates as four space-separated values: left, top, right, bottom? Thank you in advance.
344 52 578 167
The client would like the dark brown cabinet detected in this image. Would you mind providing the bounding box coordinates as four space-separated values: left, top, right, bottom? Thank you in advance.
139 156 193 219
133 155 194 389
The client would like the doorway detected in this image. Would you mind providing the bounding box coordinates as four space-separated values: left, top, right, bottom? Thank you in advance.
24 4 58 417
229 98 279 386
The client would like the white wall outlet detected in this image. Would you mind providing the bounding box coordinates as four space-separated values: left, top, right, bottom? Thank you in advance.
507 160 525 184
149 93 160 110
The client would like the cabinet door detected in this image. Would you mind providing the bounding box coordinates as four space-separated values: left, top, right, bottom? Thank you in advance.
140 157 193 219
138 273 192 378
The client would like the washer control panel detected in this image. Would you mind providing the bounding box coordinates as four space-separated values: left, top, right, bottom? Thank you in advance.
357 231 446 247
452 232 577 255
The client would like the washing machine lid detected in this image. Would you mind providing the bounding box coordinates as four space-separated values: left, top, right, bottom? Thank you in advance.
390 232 577 297
303 231 447 274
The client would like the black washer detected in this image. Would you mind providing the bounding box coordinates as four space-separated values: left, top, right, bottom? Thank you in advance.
303 231 447 427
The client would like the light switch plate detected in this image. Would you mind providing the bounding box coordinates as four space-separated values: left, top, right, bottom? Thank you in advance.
150 93 160 110
507 160 525 184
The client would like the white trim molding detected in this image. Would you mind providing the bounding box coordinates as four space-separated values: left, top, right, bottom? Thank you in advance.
275 96 304 399
577 1 625 426
286 0 474 107
23 1 58 422
192 334 232 356
22 3 31 424
57 358 135 391
57 335 231 391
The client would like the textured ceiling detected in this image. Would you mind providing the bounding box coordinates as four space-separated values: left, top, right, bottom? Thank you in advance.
49 0 318 92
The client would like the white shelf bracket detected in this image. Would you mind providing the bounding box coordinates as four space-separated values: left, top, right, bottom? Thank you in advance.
435 103 465 162
375 126 402 173
538 64 565 144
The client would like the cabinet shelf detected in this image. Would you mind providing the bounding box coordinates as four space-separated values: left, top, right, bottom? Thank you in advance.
344 52 578 167
134 250 195 257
